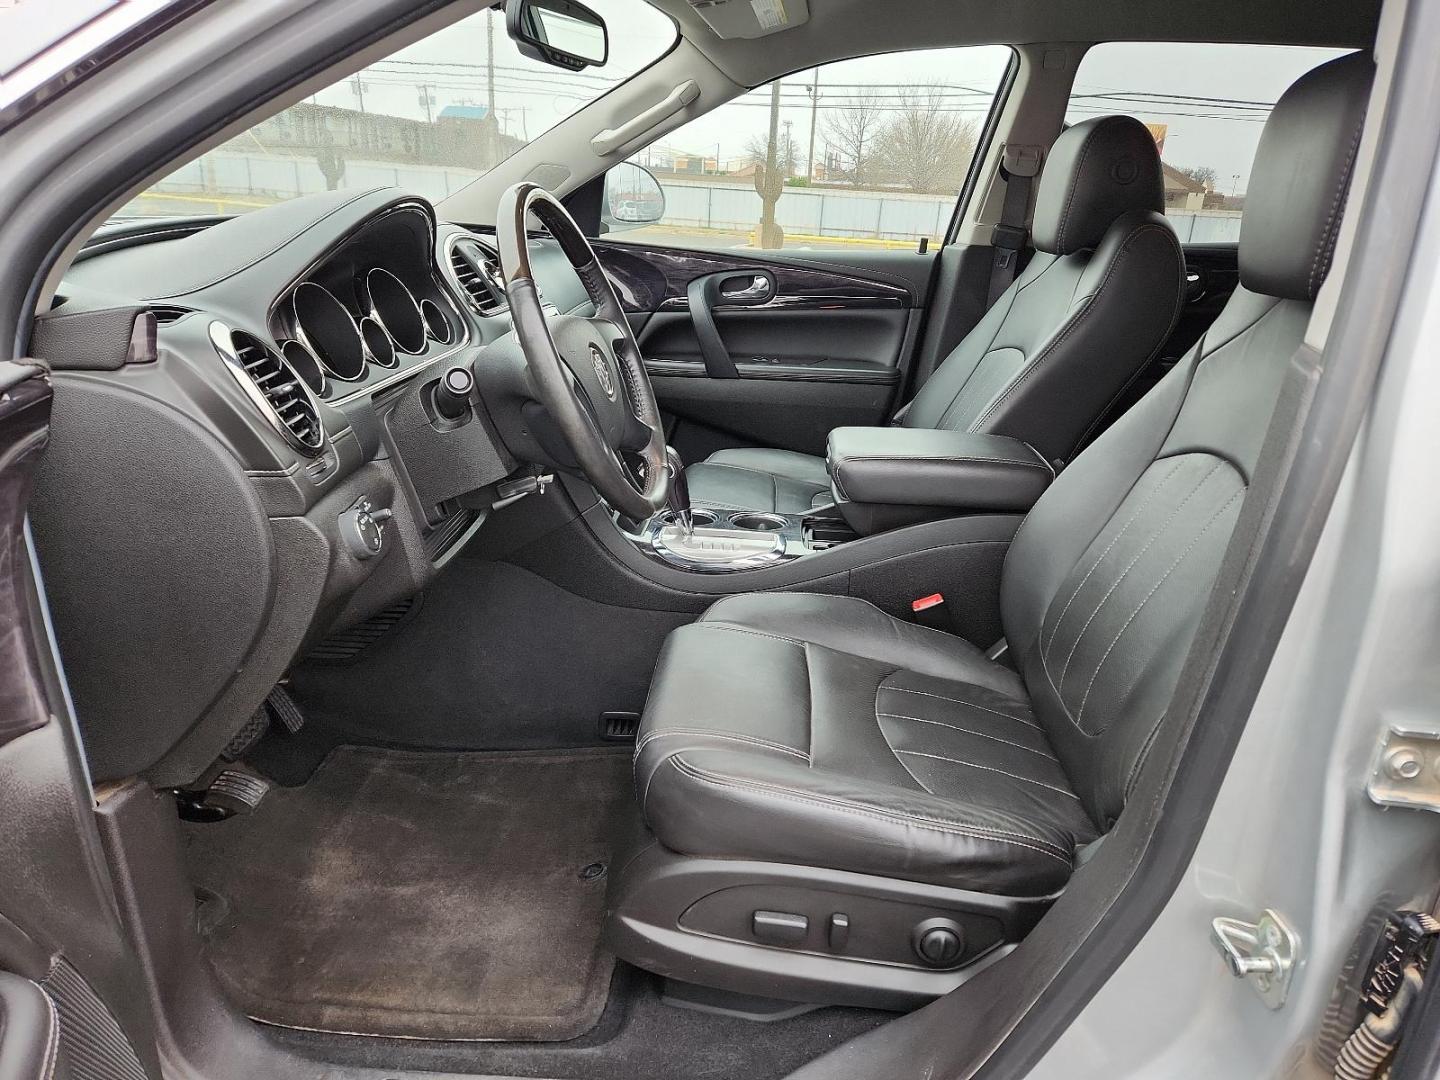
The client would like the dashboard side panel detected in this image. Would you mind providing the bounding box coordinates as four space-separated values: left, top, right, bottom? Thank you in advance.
30 375 277 782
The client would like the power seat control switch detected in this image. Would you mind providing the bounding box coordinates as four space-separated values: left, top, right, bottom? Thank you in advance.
339 496 393 560
752 910 808 946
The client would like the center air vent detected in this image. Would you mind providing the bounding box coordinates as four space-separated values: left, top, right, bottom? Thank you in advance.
210 323 325 456
448 237 507 315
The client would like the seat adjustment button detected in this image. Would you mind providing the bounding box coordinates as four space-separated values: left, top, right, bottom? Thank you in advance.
913 918 965 967
828 912 850 952
752 910 808 946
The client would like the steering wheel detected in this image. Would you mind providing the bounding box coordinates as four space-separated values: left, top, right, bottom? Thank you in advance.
495 182 668 521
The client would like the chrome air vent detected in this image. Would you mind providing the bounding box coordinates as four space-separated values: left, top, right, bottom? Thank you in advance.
448 236 507 315
210 322 326 456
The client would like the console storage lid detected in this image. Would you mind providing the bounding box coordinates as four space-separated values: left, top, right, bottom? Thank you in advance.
825 427 1053 535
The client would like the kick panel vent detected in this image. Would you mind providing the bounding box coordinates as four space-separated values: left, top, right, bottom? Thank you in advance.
213 324 325 455
448 237 507 315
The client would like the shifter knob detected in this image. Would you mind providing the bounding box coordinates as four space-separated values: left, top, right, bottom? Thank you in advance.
433 365 474 421
664 446 692 534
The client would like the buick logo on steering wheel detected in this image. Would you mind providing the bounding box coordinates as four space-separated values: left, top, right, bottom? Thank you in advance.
589 344 617 400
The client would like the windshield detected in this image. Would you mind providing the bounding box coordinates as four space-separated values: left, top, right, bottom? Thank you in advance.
113 1 676 219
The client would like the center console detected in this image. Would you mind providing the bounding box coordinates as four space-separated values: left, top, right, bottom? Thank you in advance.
627 428 1054 574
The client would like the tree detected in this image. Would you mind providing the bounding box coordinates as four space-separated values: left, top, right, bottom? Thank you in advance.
873 86 978 194
744 128 797 177
821 89 885 187
1178 164 1218 190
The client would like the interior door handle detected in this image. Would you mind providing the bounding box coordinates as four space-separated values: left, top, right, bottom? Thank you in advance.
684 270 776 379
720 274 772 302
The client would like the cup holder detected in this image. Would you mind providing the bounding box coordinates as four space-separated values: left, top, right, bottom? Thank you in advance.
658 508 719 528
730 512 788 532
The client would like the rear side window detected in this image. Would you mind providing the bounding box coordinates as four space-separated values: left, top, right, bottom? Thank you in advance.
1065 43 1350 243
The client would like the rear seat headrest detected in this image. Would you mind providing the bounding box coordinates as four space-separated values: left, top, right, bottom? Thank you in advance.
1239 51 1374 302
1032 114 1164 256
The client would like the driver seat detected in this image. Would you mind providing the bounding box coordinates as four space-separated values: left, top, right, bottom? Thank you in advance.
682 112 1186 515
615 53 1372 1001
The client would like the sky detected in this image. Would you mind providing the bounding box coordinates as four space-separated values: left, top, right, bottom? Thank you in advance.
302 4 1346 197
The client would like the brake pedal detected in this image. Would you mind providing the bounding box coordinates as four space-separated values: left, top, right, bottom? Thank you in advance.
174 768 271 822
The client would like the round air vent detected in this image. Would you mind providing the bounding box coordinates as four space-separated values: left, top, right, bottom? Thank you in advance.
210 322 326 456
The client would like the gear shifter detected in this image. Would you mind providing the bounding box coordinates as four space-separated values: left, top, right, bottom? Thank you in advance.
664 446 692 536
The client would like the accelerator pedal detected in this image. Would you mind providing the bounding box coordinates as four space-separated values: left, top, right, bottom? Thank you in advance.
265 684 306 734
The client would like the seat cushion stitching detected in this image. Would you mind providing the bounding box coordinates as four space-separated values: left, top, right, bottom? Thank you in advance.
668 755 1072 863
894 749 1083 800
878 685 1039 728
802 643 815 767
635 729 809 761
1041 457 1186 656
1055 459 1224 686
694 622 806 647
1075 486 1244 725
877 712 1059 760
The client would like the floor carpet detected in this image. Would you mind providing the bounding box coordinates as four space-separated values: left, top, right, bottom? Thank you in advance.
184 746 634 1042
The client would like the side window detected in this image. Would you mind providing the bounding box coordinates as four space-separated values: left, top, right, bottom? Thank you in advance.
1065 43 1349 244
603 46 1013 253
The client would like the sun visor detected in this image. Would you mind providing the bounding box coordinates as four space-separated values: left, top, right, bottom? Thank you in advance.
685 0 809 39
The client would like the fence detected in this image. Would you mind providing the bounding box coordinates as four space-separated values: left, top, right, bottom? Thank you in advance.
653 177 1244 244
141 150 1244 245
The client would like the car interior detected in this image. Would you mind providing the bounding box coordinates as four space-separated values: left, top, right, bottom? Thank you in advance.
11 0 1404 1076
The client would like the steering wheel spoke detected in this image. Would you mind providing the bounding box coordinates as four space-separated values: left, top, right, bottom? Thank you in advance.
496 183 668 520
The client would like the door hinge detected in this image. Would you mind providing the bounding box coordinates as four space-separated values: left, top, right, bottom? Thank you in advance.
1367 724 1440 812
1211 908 1301 1009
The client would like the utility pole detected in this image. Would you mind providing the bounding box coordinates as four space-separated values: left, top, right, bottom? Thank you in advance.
754 79 785 248
350 75 367 113
486 11 498 163
805 68 820 181
782 119 794 176
417 84 435 123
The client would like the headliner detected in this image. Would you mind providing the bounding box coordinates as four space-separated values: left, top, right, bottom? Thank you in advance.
649 0 1380 87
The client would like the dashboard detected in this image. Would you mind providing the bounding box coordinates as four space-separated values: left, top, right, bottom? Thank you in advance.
29 186 587 788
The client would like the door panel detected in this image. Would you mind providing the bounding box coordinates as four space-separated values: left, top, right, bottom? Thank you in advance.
594 239 929 460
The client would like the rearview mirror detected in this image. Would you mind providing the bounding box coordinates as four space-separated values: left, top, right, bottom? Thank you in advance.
602 163 666 232
506 0 609 71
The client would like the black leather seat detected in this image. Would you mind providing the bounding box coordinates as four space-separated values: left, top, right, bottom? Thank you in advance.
684 113 1186 514
634 53 1372 900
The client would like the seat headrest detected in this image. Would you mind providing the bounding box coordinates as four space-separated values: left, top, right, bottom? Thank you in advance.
1239 51 1374 302
1032 115 1164 256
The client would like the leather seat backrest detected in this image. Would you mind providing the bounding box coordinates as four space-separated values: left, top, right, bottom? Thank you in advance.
999 51 1374 828
903 114 1184 465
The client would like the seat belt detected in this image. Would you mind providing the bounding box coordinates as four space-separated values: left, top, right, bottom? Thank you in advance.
986 143 1043 307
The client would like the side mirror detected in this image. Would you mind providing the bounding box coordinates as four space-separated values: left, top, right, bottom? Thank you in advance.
602 163 666 232
506 0 608 71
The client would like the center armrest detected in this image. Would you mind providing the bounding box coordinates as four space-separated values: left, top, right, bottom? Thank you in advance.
825 427 1054 535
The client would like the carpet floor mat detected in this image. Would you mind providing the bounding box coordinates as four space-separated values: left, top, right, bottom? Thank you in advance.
184 746 634 1042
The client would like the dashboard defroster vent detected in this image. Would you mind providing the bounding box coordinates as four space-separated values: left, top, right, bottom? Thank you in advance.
448 237 507 315
210 323 326 456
